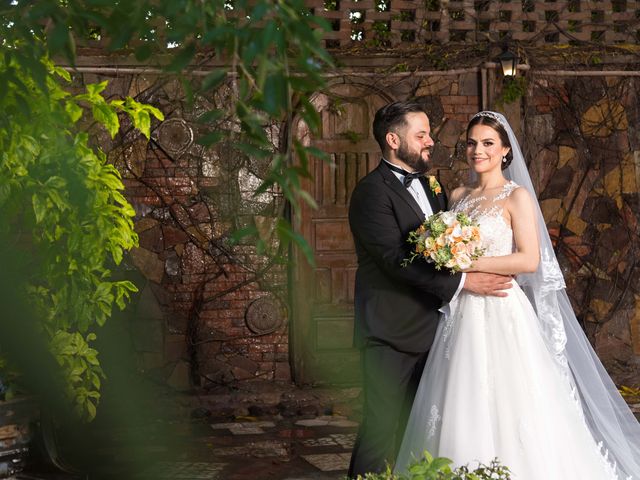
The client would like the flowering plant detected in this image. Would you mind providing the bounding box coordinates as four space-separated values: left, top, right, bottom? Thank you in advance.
402 211 484 273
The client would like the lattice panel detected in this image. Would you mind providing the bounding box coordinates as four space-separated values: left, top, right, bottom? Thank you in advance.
306 0 640 48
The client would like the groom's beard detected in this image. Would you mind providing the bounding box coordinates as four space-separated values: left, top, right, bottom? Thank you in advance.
397 139 431 174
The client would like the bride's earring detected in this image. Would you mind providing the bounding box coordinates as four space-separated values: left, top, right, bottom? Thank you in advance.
502 156 507 163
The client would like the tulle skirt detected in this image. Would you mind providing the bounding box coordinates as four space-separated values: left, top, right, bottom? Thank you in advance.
395 282 619 479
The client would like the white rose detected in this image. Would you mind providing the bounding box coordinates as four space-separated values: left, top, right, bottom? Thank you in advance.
440 211 456 227
456 253 472 270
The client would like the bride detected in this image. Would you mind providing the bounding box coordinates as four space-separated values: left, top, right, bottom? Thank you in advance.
395 111 640 479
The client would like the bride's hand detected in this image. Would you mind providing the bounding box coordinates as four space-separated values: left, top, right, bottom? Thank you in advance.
463 258 484 272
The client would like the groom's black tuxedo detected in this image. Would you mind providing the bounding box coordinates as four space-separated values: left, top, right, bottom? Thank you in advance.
350 161 462 350
348 161 462 477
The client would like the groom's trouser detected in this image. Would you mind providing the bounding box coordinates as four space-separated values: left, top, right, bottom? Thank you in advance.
348 342 428 479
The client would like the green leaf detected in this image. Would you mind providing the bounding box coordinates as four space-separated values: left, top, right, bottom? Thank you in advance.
14 93 31 118
132 109 151 139
304 145 328 159
299 97 322 134
86 80 109 97
114 280 137 308
276 218 315 266
15 52 48 92
297 189 318 210
179 75 194 106
234 141 271 158
52 65 72 82
48 21 72 55
260 21 278 49
134 44 153 62
228 225 258 245
70 364 87 376
430 457 453 471
91 372 101 389
92 102 120 138
250 2 269 22
201 69 227 92
197 109 225 124
144 104 164 121
65 100 83 123
241 37 261 66
20 135 41 157
86 399 97 420
167 42 196 72
196 131 224 147
32 193 47 224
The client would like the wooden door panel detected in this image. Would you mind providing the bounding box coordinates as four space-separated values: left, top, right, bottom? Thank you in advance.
312 220 353 252
292 85 393 384
316 317 355 350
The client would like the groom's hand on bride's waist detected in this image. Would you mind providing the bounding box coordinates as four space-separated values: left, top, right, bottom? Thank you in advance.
463 272 512 297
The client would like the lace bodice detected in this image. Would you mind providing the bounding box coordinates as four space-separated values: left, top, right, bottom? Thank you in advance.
450 181 520 257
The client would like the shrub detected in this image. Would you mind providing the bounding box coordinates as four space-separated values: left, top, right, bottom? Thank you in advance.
355 451 512 480
0 52 162 420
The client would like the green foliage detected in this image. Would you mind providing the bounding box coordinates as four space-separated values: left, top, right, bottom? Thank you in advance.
0 53 159 420
341 130 365 143
0 0 332 265
370 20 392 48
356 451 512 480
496 76 528 106
0 0 332 412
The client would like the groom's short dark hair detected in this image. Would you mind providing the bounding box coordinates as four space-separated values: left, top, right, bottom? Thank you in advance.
373 100 427 154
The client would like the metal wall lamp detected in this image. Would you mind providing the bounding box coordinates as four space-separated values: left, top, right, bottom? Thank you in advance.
498 48 519 77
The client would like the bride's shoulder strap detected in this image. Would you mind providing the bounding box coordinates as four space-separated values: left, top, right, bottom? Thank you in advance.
494 180 520 201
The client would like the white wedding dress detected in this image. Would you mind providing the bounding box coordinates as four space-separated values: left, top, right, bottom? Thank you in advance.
395 181 621 479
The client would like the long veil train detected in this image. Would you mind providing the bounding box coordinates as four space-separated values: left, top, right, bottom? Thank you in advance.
495 111 640 478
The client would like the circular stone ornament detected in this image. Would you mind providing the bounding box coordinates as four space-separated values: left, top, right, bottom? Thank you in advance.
155 117 194 158
245 296 285 335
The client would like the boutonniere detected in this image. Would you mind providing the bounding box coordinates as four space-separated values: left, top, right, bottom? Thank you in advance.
428 176 442 195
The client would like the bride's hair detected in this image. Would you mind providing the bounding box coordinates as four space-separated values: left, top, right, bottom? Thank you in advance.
467 113 514 170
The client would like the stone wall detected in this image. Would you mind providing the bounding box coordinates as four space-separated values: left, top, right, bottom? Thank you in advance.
86 63 640 390
525 75 640 385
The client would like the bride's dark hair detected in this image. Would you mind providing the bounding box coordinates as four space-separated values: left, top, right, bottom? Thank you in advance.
467 113 513 170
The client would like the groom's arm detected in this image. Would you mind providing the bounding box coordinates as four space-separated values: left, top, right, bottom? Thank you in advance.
349 179 461 303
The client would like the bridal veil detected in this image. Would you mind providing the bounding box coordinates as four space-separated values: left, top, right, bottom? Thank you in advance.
481 111 640 479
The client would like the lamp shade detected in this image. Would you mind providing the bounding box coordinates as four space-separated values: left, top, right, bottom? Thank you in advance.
498 49 519 77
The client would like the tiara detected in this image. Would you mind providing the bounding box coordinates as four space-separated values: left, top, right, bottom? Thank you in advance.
473 111 508 129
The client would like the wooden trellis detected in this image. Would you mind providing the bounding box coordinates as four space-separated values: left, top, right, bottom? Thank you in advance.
304 0 640 48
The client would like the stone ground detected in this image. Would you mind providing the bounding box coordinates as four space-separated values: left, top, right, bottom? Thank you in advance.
13 382 363 480
11 381 640 480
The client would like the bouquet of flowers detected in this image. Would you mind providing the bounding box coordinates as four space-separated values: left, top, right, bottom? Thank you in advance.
402 211 484 273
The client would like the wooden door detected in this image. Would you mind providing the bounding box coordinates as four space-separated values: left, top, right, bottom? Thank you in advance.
291 83 393 384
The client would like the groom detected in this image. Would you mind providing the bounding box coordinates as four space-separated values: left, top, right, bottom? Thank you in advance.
347 100 511 478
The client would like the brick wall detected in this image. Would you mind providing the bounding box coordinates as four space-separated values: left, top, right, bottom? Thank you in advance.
95 76 291 390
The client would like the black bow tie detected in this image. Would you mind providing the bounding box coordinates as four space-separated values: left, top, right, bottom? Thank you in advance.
386 162 423 187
